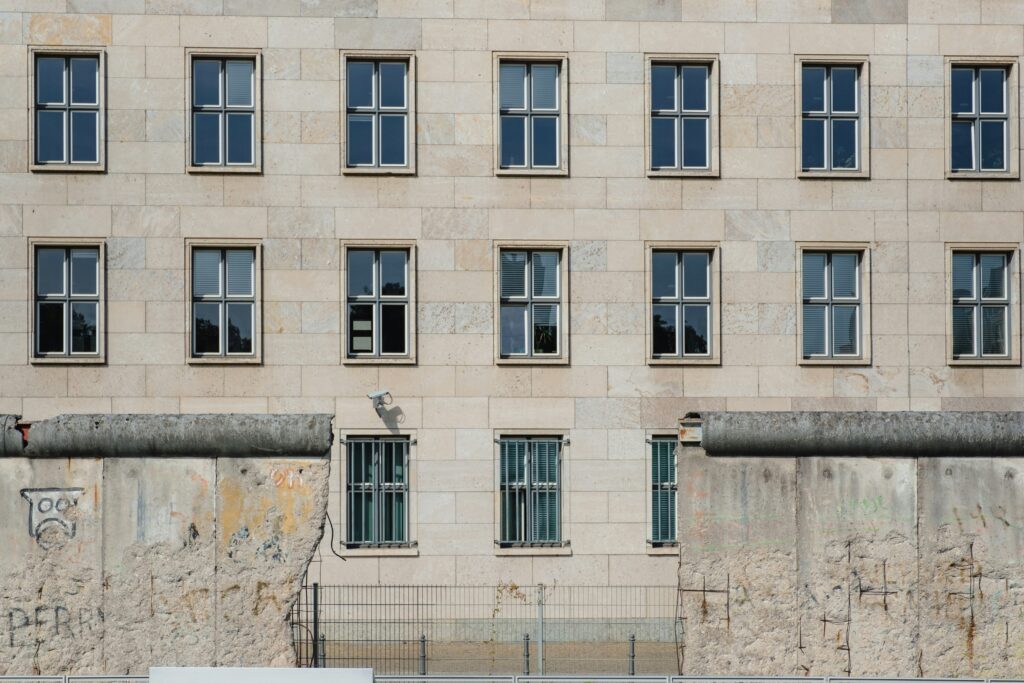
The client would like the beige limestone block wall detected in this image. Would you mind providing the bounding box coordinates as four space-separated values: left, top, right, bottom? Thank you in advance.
0 0 1022 595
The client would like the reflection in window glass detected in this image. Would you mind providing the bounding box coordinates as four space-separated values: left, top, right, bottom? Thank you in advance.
951 66 1009 173
953 252 1011 359
34 54 101 166
802 251 862 359
71 302 97 354
801 64 859 171
500 251 561 358
500 62 561 169
346 60 410 169
346 249 411 358
35 246 102 358
191 58 256 167
651 63 711 170
651 251 711 359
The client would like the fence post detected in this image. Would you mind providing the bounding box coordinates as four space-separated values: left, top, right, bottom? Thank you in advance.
419 634 427 675
536 583 545 675
628 633 635 676
311 582 320 668
523 633 530 675
319 634 326 668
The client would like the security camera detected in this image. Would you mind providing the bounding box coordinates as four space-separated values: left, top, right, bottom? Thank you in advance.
367 390 392 402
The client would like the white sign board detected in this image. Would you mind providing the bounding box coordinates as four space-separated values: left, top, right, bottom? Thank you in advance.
151 668 373 683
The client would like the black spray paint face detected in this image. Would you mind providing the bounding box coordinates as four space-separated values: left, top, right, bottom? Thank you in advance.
20 487 85 546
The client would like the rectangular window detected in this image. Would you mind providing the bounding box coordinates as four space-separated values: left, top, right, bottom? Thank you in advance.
802 251 862 359
951 252 1010 358
33 246 101 358
650 438 677 546
499 437 561 547
190 56 257 168
191 247 256 358
346 437 410 547
498 61 561 170
346 59 409 169
650 63 710 170
801 64 860 172
950 66 1008 173
347 249 410 358
651 250 712 358
499 249 561 358
33 53 101 168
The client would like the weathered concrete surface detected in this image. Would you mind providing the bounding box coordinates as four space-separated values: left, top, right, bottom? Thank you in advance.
702 411 1024 457
0 414 332 675
679 444 1024 677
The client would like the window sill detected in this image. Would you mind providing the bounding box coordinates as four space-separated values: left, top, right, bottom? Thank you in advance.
946 171 1019 181
496 168 568 177
188 356 262 365
647 169 719 178
646 544 679 556
496 545 571 557
648 356 720 366
344 356 417 365
799 357 871 366
30 163 106 173
343 167 416 176
188 165 262 175
339 546 419 558
798 170 869 180
948 357 1021 367
31 356 106 365
497 356 569 366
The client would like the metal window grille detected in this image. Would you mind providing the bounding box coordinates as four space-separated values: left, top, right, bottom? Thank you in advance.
499 62 561 169
346 438 410 547
34 54 100 165
346 59 410 168
802 251 862 359
346 249 410 357
951 66 1009 172
499 438 561 547
650 63 710 170
34 246 100 357
951 252 1011 358
499 250 561 358
650 438 677 545
191 57 256 166
651 250 712 358
191 247 256 357
801 64 860 171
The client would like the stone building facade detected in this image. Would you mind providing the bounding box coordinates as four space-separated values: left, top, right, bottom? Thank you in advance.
0 0 1023 620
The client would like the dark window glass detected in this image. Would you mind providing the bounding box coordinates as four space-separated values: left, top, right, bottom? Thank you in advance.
681 66 707 111
951 252 975 298
951 120 974 170
651 251 676 298
980 120 1005 170
226 113 253 164
347 115 374 165
982 306 1006 355
500 116 526 167
682 252 708 298
348 304 374 354
347 250 375 296
380 251 406 296
831 253 858 298
70 58 97 104
36 248 65 296
533 303 558 354
832 305 858 355
227 303 253 354
37 111 65 163
951 68 974 113
70 249 97 295
71 302 98 354
682 118 707 168
381 304 406 354
193 113 221 165
379 115 405 165
500 305 527 356
193 60 221 106
193 302 220 354
532 116 558 167
651 65 676 110
952 306 975 356
38 303 64 354
70 111 97 163
802 305 827 356
979 69 1004 114
830 67 857 112
802 119 825 169
652 304 677 355
379 62 406 108
347 61 374 108
532 252 559 297
683 305 708 355
980 254 1006 299
36 58 64 104
802 66 826 112
831 119 857 169
650 117 676 168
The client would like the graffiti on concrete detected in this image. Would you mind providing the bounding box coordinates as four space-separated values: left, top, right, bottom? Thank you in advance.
19 488 84 547
3 605 104 648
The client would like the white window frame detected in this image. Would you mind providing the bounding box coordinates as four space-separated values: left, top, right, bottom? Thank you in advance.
494 242 569 365
795 56 870 179
341 51 417 175
493 53 569 177
946 243 1021 366
796 243 872 366
342 241 417 365
646 242 721 366
947 61 1017 177
645 54 719 177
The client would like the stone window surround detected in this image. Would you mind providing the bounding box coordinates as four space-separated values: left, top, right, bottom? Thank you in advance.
28 46 106 174
492 51 570 177
28 237 106 365
184 238 263 365
644 53 720 178
493 240 570 366
341 240 417 365
184 47 263 175
340 50 417 176
492 428 572 557
645 241 721 366
944 56 1020 180
794 55 871 180
645 432 680 556
336 429 420 558
945 242 1021 367
795 241 872 366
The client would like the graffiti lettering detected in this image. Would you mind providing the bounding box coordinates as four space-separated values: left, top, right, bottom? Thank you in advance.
3 605 103 648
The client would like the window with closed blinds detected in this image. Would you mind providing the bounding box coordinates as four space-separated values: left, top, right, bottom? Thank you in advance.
650 438 677 546
802 251 862 359
499 437 562 547
498 61 561 169
499 249 562 358
346 438 410 547
951 251 1010 358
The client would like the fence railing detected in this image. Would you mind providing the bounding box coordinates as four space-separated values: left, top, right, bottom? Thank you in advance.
289 584 682 674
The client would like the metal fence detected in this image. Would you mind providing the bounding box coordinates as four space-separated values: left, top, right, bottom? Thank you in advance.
290 584 682 674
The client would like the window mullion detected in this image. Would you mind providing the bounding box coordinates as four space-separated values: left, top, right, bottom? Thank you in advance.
524 443 533 545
